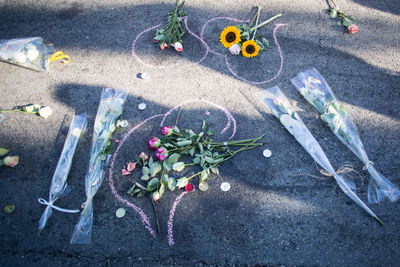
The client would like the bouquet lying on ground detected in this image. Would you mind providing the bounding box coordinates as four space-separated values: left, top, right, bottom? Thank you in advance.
0 104 53 119
259 86 382 224
0 37 70 71
70 88 127 244
125 118 265 202
0 148 19 168
219 7 282 58
38 113 87 231
153 0 187 52
291 68 400 204
327 0 358 34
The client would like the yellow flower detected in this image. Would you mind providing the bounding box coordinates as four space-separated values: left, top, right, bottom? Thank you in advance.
241 40 260 58
219 26 241 48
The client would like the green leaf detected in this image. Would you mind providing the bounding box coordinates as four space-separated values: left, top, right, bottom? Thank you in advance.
329 9 337 18
177 140 192 146
162 174 169 184
135 182 146 190
342 17 351 27
210 166 220 175
173 162 185 172
262 38 269 47
150 162 162 177
205 156 215 164
168 153 180 164
133 188 141 194
202 121 206 130
127 184 136 195
198 143 204 154
193 157 201 164
200 170 208 182
347 15 355 20
200 157 206 168
159 183 166 197
0 148 9 157
163 160 172 171
149 156 154 166
168 177 177 191
142 166 150 175
146 178 159 192
189 147 195 157
163 143 174 148
207 130 215 136
199 182 209 191
176 177 188 188
173 126 180 133
137 190 146 198
141 174 150 181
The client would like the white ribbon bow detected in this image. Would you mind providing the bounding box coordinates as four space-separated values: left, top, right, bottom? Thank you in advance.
38 198 80 213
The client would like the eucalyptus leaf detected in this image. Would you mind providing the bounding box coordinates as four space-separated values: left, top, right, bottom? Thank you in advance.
176 177 188 188
149 156 154 166
159 183 166 197
137 190 146 198
193 157 201 164
146 178 159 192
0 148 9 157
210 166 220 175
202 120 206 130
205 156 215 164
135 182 146 190
207 130 215 136
162 174 169 184
142 166 150 175
177 140 192 147
173 126 180 133
133 188 141 194
168 153 180 164
168 177 177 191
163 160 172 171
141 174 150 181
198 143 204 154
200 170 208 181
200 157 206 167
172 162 185 172
150 162 162 177
189 147 195 157
329 9 337 18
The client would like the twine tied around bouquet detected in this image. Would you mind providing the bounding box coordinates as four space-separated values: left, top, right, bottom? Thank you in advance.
38 198 80 213
363 160 374 171
319 164 355 177
50 51 71 64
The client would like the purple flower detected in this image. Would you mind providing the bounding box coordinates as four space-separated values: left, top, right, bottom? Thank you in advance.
147 137 161 149
156 147 168 161
161 126 173 136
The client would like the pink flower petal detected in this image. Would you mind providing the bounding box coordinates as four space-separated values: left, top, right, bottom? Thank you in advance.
121 169 131 176
127 162 136 172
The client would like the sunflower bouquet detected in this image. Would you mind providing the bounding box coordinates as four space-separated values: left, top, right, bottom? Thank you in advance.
219 8 282 58
153 0 187 52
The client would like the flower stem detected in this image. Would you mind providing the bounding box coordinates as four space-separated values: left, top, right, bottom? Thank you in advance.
174 106 183 128
151 199 162 239
252 7 261 40
250 14 282 32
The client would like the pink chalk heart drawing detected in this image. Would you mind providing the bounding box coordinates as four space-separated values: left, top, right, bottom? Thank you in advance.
132 16 288 85
108 99 237 245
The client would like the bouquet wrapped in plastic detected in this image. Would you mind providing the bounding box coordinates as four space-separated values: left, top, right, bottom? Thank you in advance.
291 68 400 204
70 88 127 244
38 113 87 231
259 86 382 224
0 37 70 71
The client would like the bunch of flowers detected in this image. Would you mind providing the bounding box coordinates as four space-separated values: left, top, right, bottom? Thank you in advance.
260 86 383 224
327 0 358 34
153 0 187 52
219 7 282 58
0 104 53 119
127 121 264 202
0 148 19 168
291 68 400 204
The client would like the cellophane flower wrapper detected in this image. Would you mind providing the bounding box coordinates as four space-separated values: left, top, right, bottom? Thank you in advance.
259 86 381 223
70 88 127 244
0 37 56 71
38 113 87 231
291 67 400 204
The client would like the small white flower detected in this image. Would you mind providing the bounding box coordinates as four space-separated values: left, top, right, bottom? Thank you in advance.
228 43 241 55
38 106 53 119
13 51 27 63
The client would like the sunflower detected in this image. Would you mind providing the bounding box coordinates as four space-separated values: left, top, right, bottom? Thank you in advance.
241 40 260 58
219 26 241 48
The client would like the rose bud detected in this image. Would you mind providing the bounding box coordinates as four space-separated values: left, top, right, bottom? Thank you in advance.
147 137 161 149
160 43 168 50
171 42 183 52
38 106 53 119
127 162 136 172
3 156 19 167
347 24 359 34
185 183 194 192
161 126 173 136
139 152 149 161
228 43 241 55
152 192 161 202
153 38 159 42
156 147 168 161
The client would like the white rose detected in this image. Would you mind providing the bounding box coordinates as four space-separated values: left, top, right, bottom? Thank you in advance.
13 51 27 63
38 106 53 119
26 46 39 61
171 42 183 52
228 43 241 55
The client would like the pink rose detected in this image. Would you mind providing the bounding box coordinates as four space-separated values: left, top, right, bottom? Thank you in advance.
147 137 161 149
156 147 168 161
121 169 131 176
161 126 173 136
153 38 158 42
348 24 359 34
3 156 19 167
160 43 168 50
152 192 160 202
127 162 136 172
139 152 149 161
